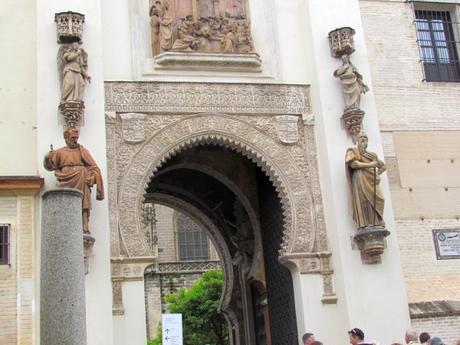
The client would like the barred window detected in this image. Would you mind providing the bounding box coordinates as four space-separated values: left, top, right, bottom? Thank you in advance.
175 213 209 261
0 224 10 265
415 9 460 82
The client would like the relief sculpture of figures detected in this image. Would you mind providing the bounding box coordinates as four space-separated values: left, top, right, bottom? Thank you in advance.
150 0 256 56
159 0 173 52
44 127 104 234
150 1 161 56
345 132 386 229
58 42 91 102
334 54 369 112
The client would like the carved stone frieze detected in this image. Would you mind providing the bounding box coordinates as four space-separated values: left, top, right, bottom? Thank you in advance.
119 113 147 143
111 257 156 281
104 82 310 115
274 115 300 144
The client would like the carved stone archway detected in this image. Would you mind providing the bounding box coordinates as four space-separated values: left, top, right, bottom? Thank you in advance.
118 114 315 259
105 82 337 327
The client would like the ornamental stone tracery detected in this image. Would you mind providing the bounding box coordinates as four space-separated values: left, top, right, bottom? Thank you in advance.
106 81 335 302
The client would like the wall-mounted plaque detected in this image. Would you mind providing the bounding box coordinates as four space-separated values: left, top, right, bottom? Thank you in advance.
432 228 460 260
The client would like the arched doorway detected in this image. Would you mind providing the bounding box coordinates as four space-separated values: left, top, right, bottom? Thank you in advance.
144 143 298 345
107 82 334 345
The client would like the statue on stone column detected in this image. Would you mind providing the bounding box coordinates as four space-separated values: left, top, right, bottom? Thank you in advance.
58 42 91 102
334 54 369 112
44 127 104 234
345 132 386 229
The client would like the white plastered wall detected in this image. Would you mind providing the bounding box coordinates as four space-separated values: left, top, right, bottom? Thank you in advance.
0 0 37 175
36 1 114 345
113 280 148 345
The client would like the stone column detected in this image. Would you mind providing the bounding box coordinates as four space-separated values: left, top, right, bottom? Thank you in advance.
41 188 87 345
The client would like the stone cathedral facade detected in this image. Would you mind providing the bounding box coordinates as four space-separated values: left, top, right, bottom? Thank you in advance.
1 0 460 345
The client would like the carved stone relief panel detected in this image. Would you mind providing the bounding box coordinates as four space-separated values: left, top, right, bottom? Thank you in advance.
119 113 147 143
149 0 254 55
105 81 335 301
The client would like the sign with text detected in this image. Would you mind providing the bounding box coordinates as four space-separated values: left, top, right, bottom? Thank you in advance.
433 228 460 260
162 313 183 345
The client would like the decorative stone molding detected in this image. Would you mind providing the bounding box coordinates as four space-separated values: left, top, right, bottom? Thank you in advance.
341 108 365 142
59 101 85 128
154 52 262 72
158 261 221 274
104 82 310 115
354 226 390 264
111 257 156 281
54 11 85 44
274 115 300 144
119 113 147 143
409 300 460 319
328 27 356 58
279 252 337 304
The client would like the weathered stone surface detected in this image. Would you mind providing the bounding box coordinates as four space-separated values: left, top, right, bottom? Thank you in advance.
41 188 86 345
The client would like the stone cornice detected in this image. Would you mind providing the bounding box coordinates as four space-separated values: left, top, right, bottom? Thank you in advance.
0 176 45 193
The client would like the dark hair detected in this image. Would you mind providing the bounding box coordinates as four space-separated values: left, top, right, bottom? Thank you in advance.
420 332 430 343
302 333 314 343
349 328 365 340
311 342 323 345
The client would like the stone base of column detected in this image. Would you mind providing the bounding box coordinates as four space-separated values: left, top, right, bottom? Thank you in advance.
41 188 87 345
354 226 390 264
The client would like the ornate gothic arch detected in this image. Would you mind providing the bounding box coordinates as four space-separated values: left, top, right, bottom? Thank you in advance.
118 113 316 260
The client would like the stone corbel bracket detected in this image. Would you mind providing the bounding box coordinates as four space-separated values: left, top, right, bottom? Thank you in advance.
280 252 337 304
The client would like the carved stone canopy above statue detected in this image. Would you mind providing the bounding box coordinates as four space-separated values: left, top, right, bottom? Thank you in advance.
150 0 260 71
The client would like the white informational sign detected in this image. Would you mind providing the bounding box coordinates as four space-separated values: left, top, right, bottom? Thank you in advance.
162 313 183 345
433 229 460 260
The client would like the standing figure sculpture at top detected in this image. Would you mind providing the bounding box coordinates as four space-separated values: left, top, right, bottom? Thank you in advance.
58 42 91 102
345 132 386 229
159 0 173 52
334 54 369 111
44 127 104 234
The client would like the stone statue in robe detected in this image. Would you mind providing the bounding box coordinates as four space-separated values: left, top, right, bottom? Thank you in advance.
159 0 173 52
345 132 386 229
334 54 369 112
58 42 91 103
44 127 104 234
150 1 161 56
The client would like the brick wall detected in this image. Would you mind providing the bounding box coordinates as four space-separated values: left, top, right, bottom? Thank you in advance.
411 315 460 345
361 1 460 342
0 195 36 345
360 0 460 132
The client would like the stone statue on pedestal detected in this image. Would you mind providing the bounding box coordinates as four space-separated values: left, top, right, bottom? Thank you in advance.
334 54 369 112
345 132 386 229
58 43 91 103
44 127 104 234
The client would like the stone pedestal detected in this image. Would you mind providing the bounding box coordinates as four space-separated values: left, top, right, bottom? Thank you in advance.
59 101 85 128
354 226 390 264
342 108 365 141
41 188 87 345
